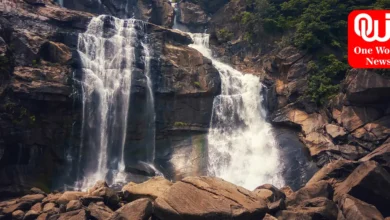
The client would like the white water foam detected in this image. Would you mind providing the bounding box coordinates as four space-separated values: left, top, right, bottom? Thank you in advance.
189 33 284 190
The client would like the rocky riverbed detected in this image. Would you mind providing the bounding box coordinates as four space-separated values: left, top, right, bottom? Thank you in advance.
1 151 390 220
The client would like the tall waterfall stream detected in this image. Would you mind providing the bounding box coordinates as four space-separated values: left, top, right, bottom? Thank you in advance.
73 5 316 190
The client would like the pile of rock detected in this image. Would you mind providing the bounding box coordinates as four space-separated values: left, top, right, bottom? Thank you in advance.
1 156 390 220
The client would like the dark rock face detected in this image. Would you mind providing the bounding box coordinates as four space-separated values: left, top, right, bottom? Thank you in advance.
62 0 174 27
185 0 230 14
178 2 209 28
334 161 390 216
338 194 384 220
0 0 220 190
0 0 93 192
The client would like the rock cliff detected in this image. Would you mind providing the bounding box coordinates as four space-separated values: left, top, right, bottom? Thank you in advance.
0 0 220 191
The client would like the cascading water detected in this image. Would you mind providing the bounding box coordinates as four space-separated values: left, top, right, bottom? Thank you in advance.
189 34 284 190
76 15 144 189
142 40 156 164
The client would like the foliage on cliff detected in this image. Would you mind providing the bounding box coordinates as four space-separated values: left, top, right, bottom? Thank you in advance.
238 0 390 105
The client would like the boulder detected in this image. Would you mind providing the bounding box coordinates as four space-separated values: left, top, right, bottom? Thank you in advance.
37 213 48 220
30 202 42 212
12 210 24 220
325 124 347 139
66 200 82 212
3 201 32 215
335 161 390 216
80 196 104 206
338 194 384 220
276 197 338 220
89 187 119 208
88 181 108 194
56 209 88 220
280 186 294 198
286 180 333 207
345 69 390 104
360 141 390 172
42 202 56 212
254 184 286 202
88 202 113 220
271 108 327 135
339 106 382 132
155 176 269 220
307 160 359 186
267 199 286 213
352 116 390 142
254 189 274 202
20 194 45 204
42 193 62 203
263 213 277 220
24 210 40 220
57 191 87 205
30 188 46 195
108 198 152 220
122 177 173 201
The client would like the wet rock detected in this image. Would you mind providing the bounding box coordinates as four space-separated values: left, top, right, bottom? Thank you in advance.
360 140 390 172
20 194 45 204
286 180 333 207
122 176 173 201
30 202 42 212
345 69 390 104
352 116 390 143
89 187 119 209
42 202 56 212
30 188 46 195
12 210 25 220
57 191 87 205
42 193 62 204
338 194 384 220
335 161 390 216
37 213 48 220
254 189 274 202
80 196 103 206
267 199 286 213
263 213 278 220
271 108 327 135
280 186 294 198
255 184 286 202
3 201 32 215
339 106 382 132
56 209 88 220
277 197 338 220
155 176 268 220
24 210 40 220
88 181 108 193
307 160 359 186
125 162 157 176
39 41 72 64
88 202 113 220
325 124 347 139
108 198 152 220
66 200 82 212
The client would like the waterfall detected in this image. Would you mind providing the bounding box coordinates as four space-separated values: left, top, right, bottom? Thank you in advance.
76 15 144 189
142 40 156 164
189 33 284 190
